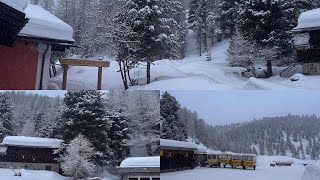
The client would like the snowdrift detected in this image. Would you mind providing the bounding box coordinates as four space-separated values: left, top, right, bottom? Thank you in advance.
120 156 159 168
293 8 320 31
0 0 28 12
301 162 320 180
19 4 74 42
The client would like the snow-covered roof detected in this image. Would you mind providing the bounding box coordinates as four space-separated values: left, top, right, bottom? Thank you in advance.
207 149 222 155
1 136 63 149
293 8 320 32
19 4 74 42
160 139 197 150
119 156 160 168
0 0 28 12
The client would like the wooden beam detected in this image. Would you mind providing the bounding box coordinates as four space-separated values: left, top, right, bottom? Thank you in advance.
62 65 68 90
60 59 110 67
97 67 103 90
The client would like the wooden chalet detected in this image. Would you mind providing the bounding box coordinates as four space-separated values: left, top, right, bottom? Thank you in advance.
0 0 74 90
293 8 320 75
0 136 63 173
117 156 160 180
160 139 197 172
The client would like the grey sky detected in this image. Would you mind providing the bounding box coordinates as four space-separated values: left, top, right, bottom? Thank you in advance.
166 91 320 125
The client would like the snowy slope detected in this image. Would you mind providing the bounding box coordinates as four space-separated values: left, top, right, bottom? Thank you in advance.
50 31 320 90
161 156 311 180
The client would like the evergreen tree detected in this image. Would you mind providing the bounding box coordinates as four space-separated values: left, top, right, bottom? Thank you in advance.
60 91 110 164
160 92 187 141
106 109 130 166
34 112 44 137
0 94 14 140
219 0 239 37
237 0 313 58
121 0 184 84
188 0 211 59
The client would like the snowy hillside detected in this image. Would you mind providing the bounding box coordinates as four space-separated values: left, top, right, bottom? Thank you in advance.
50 34 320 90
161 156 312 180
178 112 320 160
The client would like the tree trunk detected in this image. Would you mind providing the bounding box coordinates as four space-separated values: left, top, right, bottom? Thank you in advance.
147 59 151 84
266 60 273 78
119 60 128 90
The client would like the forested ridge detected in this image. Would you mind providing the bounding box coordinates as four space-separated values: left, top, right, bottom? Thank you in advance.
161 92 320 160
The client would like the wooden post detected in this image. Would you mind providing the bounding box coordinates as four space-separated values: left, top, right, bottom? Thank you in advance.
59 59 110 90
97 67 103 90
62 65 68 90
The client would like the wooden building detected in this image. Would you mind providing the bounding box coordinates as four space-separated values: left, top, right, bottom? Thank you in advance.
160 139 197 172
0 0 74 90
293 8 320 75
117 156 160 180
0 136 63 173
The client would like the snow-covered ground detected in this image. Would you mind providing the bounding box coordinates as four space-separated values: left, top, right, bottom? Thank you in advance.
0 168 66 180
161 156 314 180
50 30 320 90
0 168 119 180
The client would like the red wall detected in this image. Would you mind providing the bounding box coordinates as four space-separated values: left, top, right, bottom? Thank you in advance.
0 41 39 90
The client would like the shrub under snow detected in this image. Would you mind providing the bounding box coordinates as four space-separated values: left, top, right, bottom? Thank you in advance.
60 134 96 180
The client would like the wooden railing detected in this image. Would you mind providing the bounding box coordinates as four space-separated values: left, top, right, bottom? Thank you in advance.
59 59 110 90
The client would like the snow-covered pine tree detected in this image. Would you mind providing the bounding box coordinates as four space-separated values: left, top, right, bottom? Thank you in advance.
59 134 96 180
60 91 110 164
0 94 14 140
188 0 211 59
106 109 130 166
34 112 44 137
237 0 313 59
160 92 187 141
121 0 183 84
219 0 239 37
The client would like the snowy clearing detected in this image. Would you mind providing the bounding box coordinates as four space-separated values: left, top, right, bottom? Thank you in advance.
161 156 312 180
50 34 320 90
0 168 66 180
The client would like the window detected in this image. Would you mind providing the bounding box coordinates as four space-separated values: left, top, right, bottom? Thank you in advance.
128 177 160 180
45 166 51 170
165 152 171 158
184 152 189 158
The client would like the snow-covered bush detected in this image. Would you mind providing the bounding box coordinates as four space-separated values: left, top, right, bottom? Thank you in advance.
228 32 277 68
60 134 96 180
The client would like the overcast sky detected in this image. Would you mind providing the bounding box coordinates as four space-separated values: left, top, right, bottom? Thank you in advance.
166 91 320 125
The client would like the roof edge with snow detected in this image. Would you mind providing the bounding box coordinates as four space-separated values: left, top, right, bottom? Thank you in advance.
293 8 320 32
1 136 63 149
160 139 197 150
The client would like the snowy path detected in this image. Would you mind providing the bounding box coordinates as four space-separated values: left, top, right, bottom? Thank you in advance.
49 33 320 90
161 156 308 180
161 166 305 180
